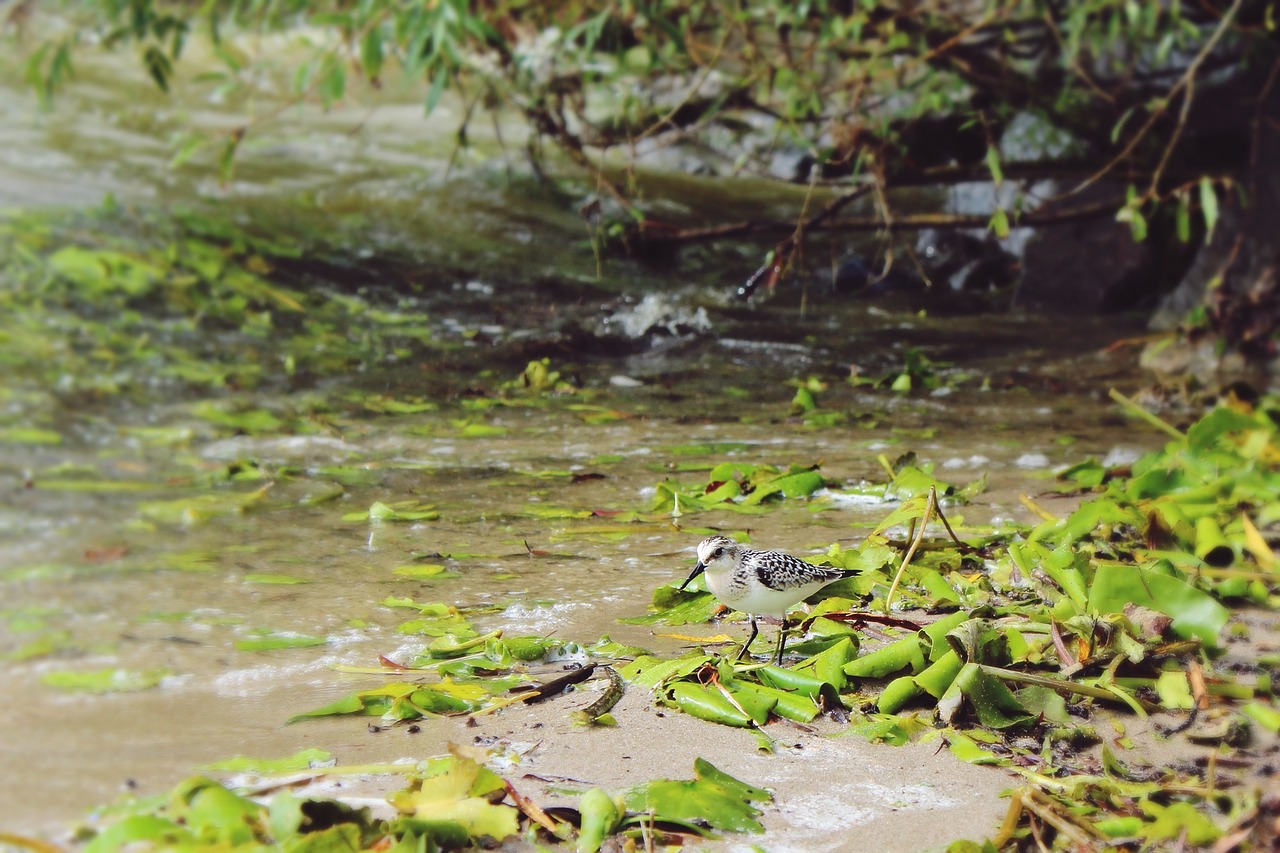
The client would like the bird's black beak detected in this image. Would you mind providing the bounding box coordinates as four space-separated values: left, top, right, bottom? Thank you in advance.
677 561 706 591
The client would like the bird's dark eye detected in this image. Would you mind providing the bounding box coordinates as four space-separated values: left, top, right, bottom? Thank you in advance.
711 548 723 559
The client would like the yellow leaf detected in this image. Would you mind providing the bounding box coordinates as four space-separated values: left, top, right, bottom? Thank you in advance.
390 748 518 841
654 631 735 643
1240 514 1277 571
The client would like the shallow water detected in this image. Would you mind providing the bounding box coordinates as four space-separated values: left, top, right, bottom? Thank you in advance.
0 35 1166 847
0 324 1161 840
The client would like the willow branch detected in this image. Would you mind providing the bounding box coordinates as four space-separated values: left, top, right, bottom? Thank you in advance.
1073 0 1244 197
643 196 1122 245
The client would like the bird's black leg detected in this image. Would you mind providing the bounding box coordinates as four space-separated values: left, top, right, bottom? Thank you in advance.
736 617 759 661
774 619 788 666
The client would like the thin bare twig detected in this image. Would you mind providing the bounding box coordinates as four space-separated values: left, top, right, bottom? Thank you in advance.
650 195 1121 245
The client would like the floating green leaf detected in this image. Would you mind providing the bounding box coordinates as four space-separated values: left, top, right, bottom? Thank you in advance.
234 633 327 651
43 667 172 693
201 749 333 773
344 500 440 522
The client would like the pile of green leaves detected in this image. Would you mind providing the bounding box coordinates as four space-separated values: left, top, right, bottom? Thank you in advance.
626 397 1279 848
651 460 828 516
647 448 983 519
77 751 770 853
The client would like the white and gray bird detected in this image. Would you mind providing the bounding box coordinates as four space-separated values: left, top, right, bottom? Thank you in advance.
678 534 850 665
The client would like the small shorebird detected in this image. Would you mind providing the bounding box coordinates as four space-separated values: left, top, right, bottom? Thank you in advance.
678 535 849 665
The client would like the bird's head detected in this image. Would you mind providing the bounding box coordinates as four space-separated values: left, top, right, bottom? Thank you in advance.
678 535 742 590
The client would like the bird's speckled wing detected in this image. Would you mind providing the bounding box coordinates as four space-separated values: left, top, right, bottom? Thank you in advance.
746 549 846 591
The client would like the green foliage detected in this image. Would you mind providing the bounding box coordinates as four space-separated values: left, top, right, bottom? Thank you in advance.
18 0 1259 236
623 398 1279 847
42 667 172 693
650 460 828 516
80 752 769 852
503 358 574 395
624 758 772 834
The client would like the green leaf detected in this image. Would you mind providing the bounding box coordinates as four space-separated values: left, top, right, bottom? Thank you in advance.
884 466 954 501
425 69 448 115
393 564 460 580
234 633 327 651
1013 685 1071 725
944 663 1035 729
1185 406 1261 450
985 146 1003 184
182 780 266 844
1088 564 1229 647
1240 701 1280 732
989 207 1009 238
622 585 717 626
84 815 193 853
218 134 241 184
877 675 923 714
740 468 824 505
43 667 172 693
844 634 925 679
617 654 711 688
361 28 385 80
169 133 209 170
946 730 1009 765
389 752 519 841
1139 801 1221 846
287 692 368 722
732 680 820 722
47 245 166 296
624 760 770 833
320 59 346 106
1199 176 1218 243
201 749 333 773
666 681 754 727
344 500 440 522
0 427 62 444
846 712 925 745
576 788 620 853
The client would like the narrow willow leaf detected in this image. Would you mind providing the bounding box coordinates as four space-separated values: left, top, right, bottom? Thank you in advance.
1176 191 1191 242
985 146 1003 184
989 207 1009 238
361 28 384 81
169 134 209 169
218 134 241 184
143 45 172 92
1199 177 1218 243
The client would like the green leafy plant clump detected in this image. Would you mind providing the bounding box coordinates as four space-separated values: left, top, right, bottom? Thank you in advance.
623 395 1280 848
77 750 769 853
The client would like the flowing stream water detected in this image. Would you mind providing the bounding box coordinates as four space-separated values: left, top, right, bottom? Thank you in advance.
0 38 1171 851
